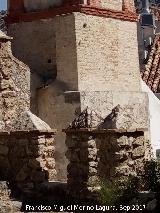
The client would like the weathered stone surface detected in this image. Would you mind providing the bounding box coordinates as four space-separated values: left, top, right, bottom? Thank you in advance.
132 147 145 159
87 176 100 187
66 130 149 200
46 158 56 169
0 79 10 90
48 169 57 180
0 131 56 198
0 39 30 131
132 136 144 147
89 161 98 168
88 148 98 160
45 137 54 146
117 136 132 148
115 150 129 161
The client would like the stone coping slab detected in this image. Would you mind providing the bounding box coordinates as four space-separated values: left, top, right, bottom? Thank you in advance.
63 128 148 134
0 129 57 136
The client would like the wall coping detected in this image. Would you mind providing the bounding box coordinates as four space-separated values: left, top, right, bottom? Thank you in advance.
0 129 57 136
63 128 148 134
6 5 138 24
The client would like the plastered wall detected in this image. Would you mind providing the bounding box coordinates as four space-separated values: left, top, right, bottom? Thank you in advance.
8 12 144 181
75 13 141 92
101 0 122 10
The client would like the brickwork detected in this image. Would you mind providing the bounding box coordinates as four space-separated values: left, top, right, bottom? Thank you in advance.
7 0 138 24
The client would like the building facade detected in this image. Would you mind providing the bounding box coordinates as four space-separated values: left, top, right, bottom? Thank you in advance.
6 0 150 181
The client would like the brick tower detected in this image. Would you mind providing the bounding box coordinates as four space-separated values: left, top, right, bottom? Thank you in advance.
7 0 150 181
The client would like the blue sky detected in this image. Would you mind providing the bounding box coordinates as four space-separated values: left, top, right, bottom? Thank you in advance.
0 0 7 10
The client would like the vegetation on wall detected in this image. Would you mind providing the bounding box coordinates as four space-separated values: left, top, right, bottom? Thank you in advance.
98 160 160 207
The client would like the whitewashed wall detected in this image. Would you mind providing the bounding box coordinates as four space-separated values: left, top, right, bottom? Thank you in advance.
141 80 160 157
24 0 63 12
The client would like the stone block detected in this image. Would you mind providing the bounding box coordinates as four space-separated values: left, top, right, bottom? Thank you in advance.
117 136 132 148
81 139 97 148
32 137 45 145
88 148 98 160
87 176 100 187
46 158 56 169
89 161 98 168
115 165 136 176
88 166 98 175
132 147 145 159
0 181 11 198
0 79 10 90
132 136 144 147
45 137 54 146
44 145 55 158
115 150 129 161
48 169 57 180
3 97 15 108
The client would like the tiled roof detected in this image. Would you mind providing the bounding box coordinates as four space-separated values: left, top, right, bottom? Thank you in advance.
141 33 160 92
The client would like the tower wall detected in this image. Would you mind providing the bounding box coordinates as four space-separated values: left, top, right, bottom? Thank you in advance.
7 0 149 181
75 13 141 91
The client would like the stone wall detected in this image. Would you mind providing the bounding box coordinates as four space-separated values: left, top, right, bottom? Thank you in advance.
0 38 30 130
65 129 151 200
0 130 56 198
0 181 22 212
